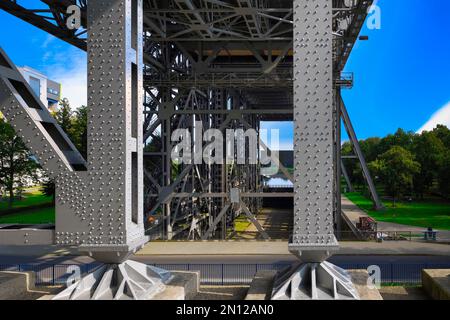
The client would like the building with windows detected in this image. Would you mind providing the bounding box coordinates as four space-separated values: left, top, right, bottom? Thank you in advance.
18 66 61 111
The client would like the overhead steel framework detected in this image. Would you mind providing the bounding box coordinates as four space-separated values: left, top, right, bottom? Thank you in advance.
0 0 382 299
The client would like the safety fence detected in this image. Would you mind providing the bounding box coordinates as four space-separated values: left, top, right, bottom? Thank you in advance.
1 262 449 287
0 263 101 286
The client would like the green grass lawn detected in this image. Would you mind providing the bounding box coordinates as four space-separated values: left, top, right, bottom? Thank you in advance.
234 216 251 232
345 192 450 230
0 186 54 224
0 186 53 211
0 207 55 224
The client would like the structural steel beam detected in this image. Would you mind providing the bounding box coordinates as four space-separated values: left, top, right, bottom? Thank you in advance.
340 96 384 210
289 0 339 263
341 160 355 193
0 0 87 50
0 0 147 263
0 47 86 177
272 0 359 300
0 0 376 245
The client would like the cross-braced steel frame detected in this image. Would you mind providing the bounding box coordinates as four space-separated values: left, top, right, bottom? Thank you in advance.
0 0 382 245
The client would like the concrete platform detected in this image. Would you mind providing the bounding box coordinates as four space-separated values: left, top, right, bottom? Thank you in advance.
0 271 54 300
196 286 249 300
379 287 429 300
245 270 277 300
422 269 450 300
136 240 450 257
349 270 383 300
153 271 200 300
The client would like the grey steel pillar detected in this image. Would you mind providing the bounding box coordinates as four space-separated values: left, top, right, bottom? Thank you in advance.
272 0 358 300
55 0 146 263
290 0 338 262
53 0 172 300
335 88 342 240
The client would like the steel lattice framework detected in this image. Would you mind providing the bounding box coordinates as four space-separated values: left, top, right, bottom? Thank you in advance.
0 0 382 250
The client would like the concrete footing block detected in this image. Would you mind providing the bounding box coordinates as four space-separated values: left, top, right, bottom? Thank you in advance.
245 270 277 300
422 269 450 300
0 271 51 300
153 271 200 300
348 270 383 300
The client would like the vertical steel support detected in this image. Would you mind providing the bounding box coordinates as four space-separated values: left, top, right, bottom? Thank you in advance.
273 21 361 295
290 0 338 262
335 89 342 240
56 0 146 263
341 160 354 192
53 1 174 300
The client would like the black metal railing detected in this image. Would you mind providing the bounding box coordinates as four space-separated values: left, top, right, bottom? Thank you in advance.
2 262 449 287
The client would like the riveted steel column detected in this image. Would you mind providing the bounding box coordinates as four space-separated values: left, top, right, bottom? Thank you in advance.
87 0 144 260
55 0 145 263
290 0 338 262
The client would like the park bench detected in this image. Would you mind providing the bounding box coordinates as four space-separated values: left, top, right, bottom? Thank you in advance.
423 228 437 241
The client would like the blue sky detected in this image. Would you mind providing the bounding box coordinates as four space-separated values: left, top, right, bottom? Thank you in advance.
0 4 87 108
263 0 450 149
342 0 450 140
0 0 449 150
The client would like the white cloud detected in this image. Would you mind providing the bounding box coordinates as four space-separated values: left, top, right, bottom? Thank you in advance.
277 141 293 151
42 48 87 109
41 34 55 49
417 101 450 133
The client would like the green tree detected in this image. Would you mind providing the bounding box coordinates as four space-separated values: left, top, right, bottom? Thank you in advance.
55 98 73 134
378 128 415 154
369 146 420 206
437 151 450 199
359 137 382 163
41 178 55 204
53 99 87 160
341 141 359 186
0 119 39 207
432 125 450 148
71 105 88 159
341 138 382 191
411 131 445 199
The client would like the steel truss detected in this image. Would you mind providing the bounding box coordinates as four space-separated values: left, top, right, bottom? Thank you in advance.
0 0 382 243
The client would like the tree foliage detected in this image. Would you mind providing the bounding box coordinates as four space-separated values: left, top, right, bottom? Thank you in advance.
54 99 87 159
411 132 445 198
71 105 88 159
368 146 420 204
343 125 450 199
0 119 39 207
41 178 56 204
55 98 73 134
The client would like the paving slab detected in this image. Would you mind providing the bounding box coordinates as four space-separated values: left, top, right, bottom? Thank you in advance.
136 240 450 257
422 269 450 300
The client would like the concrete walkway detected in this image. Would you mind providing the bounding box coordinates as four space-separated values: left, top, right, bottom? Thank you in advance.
135 240 450 257
240 208 292 240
